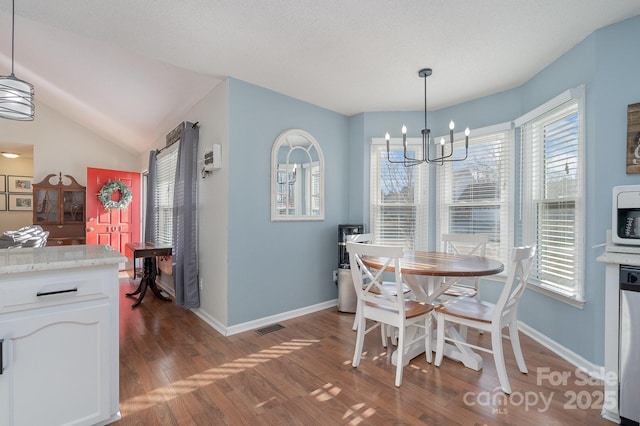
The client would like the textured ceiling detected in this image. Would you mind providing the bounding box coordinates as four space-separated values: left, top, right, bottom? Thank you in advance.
1 0 640 153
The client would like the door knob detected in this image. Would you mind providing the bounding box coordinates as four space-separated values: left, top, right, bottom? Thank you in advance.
87 227 94 232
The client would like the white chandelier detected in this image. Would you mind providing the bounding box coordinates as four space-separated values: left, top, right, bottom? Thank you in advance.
0 0 35 121
385 68 468 166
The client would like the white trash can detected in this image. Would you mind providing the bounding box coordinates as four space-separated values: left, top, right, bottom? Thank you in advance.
337 267 357 313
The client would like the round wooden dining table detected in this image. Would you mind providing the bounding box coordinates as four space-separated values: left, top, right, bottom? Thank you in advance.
362 250 504 276
361 250 505 370
361 250 504 303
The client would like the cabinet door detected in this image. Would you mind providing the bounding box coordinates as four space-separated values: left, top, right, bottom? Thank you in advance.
0 304 110 426
33 189 59 224
63 190 85 224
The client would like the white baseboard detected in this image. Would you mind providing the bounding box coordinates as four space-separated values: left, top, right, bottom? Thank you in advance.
518 321 605 380
191 299 339 337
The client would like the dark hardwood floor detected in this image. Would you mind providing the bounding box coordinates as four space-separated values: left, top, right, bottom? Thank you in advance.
114 277 611 425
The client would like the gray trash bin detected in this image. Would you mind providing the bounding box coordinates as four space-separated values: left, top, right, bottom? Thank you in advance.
337 267 357 313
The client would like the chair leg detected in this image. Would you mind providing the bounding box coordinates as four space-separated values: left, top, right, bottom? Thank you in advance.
459 324 468 340
509 320 528 374
424 314 432 363
491 329 511 394
395 325 405 387
352 316 367 368
380 323 388 348
352 301 360 331
388 325 398 346
434 314 445 367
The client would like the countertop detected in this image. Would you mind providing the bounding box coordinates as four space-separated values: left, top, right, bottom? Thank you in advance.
0 244 126 275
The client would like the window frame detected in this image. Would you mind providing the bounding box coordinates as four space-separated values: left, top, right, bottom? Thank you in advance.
370 137 429 250
516 85 585 308
435 123 515 270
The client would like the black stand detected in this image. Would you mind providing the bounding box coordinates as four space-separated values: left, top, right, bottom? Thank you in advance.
126 256 172 308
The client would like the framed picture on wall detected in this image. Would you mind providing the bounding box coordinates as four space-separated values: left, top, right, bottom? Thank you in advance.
8 194 32 211
0 194 6 211
7 175 33 193
0 174 5 192
626 102 640 173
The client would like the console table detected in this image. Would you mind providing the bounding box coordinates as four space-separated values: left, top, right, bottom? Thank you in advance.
125 242 172 308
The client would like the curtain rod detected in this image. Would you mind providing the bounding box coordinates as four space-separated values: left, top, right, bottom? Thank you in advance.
156 121 199 154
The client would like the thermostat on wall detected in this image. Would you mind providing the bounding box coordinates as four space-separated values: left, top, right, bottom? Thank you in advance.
203 144 222 170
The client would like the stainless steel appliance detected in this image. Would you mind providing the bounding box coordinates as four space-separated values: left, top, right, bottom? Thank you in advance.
619 265 640 425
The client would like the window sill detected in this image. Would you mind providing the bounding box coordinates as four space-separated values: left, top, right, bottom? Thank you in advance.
527 283 585 309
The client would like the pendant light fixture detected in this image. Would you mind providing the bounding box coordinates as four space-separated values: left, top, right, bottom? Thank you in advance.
385 68 468 166
0 0 34 121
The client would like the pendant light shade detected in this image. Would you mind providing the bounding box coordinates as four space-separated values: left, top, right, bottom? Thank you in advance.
0 74 34 120
0 0 35 121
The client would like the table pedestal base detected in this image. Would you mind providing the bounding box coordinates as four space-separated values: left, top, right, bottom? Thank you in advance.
391 323 483 371
126 257 172 308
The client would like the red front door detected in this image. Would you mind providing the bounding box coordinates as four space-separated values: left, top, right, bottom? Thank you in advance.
86 167 141 256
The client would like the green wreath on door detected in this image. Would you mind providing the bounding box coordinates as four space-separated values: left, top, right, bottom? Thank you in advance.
99 180 132 210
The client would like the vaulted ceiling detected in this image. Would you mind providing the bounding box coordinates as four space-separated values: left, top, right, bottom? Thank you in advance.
2 0 639 154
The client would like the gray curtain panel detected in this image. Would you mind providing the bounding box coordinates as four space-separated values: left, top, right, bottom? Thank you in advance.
172 122 200 308
144 150 157 243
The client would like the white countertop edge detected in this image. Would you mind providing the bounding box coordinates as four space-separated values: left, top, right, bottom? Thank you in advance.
597 250 640 266
0 244 127 275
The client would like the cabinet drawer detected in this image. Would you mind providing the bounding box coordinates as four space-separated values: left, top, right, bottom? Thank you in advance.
47 237 86 246
0 270 108 313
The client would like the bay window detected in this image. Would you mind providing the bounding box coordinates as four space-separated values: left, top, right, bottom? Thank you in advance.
517 86 585 306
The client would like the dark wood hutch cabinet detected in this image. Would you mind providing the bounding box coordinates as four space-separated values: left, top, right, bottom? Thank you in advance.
32 173 86 246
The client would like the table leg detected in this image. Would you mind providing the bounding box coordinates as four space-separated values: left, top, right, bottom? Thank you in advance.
391 274 484 371
441 325 483 371
390 324 483 370
125 256 171 308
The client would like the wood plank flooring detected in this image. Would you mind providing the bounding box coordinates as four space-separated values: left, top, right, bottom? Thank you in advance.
114 278 612 425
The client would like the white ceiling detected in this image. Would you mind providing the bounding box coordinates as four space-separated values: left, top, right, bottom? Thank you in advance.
1 0 640 154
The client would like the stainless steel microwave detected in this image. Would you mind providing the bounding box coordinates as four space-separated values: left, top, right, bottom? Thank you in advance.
613 185 640 246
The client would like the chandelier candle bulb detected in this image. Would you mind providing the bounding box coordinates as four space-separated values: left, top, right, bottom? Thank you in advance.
402 125 407 150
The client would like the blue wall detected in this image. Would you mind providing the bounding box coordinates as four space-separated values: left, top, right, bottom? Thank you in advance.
223 14 640 364
348 14 640 364
227 79 349 325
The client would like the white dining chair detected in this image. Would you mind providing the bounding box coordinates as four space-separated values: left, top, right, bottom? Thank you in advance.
433 245 535 394
347 233 375 332
347 234 412 344
441 233 490 300
347 241 433 387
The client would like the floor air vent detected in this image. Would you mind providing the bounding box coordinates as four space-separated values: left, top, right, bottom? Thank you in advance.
255 324 284 335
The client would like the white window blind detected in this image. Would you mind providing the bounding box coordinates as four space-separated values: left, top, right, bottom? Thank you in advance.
156 143 179 245
436 125 514 266
520 88 584 303
370 139 429 250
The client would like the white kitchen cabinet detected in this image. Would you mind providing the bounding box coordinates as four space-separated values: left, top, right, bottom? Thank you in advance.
0 304 110 426
0 245 125 426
